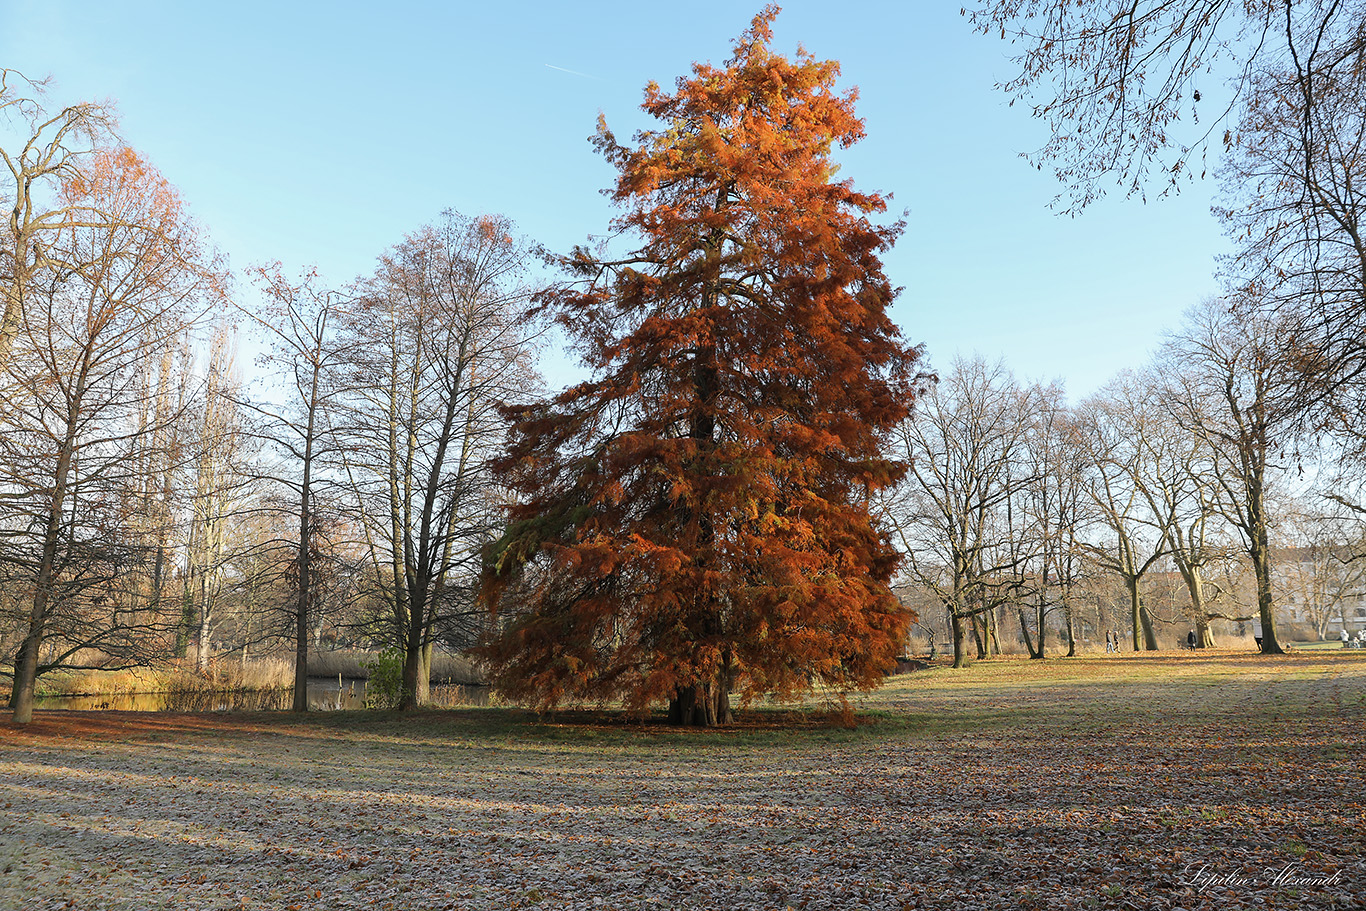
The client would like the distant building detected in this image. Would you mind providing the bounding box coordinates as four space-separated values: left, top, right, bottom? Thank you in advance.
1275 545 1366 637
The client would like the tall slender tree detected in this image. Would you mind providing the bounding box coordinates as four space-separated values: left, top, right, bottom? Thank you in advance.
482 8 921 725
1161 296 1298 654
336 211 538 709
245 266 348 712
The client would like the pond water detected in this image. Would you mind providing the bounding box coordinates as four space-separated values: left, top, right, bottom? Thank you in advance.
31 678 492 713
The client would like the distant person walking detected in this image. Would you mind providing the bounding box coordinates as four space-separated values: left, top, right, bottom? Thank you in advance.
1187 630 1196 650
1342 629 1351 648
1105 630 1114 653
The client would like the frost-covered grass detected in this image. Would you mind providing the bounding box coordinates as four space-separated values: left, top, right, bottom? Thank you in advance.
3 652 1364 910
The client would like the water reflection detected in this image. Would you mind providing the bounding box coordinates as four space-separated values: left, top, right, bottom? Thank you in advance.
32 678 491 712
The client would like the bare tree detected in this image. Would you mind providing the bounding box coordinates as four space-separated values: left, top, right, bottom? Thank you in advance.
882 358 1037 667
3 147 219 723
965 1 1362 210
1077 377 1170 650
242 266 351 712
1016 383 1090 658
1219 30 1366 455
1086 369 1254 649
1159 296 1300 654
333 211 539 708
967 2 1366 450
1 69 118 365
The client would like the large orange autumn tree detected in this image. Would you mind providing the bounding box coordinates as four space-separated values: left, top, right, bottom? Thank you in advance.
481 7 921 726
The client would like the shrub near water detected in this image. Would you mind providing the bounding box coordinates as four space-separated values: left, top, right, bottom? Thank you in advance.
359 649 406 709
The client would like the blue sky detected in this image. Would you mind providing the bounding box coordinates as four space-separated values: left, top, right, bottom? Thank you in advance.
2 1 1232 397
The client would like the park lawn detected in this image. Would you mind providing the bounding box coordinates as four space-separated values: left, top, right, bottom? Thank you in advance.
2 651 1364 910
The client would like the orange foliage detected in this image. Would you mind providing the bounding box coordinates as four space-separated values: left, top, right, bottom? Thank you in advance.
481 7 921 724
61 146 184 232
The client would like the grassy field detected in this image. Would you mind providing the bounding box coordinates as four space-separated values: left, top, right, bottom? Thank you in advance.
2 650 1364 910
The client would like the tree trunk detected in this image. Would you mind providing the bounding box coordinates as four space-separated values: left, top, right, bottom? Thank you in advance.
292 492 311 712
663 183 730 728
1018 608 1041 659
415 640 434 705
1179 562 1217 648
1249 499 1285 655
1139 604 1159 651
398 593 426 710
1063 594 1077 657
293 369 321 713
986 608 1002 656
1126 576 1159 651
669 681 724 726
950 608 968 668
971 613 988 660
1128 575 1143 652
9 585 50 723
1035 600 1047 659
10 400 80 724
195 578 211 674
713 648 735 724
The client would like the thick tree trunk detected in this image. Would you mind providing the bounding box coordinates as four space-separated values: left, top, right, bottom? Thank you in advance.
1179 562 1217 648
398 596 426 711
416 641 434 705
9 592 49 723
1249 501 1285 655
1128 576 1142 652
1125 576 1159 651
1139 605 1159 651
1196 616 1215 648
11 403 79 724
669 681 725 726
950 609 968 668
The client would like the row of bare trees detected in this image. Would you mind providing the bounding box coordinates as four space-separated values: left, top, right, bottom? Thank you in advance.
11 0 1366 718
245 213 541 711
956 2 1366 656
0 72 541 722
883 295 1364 666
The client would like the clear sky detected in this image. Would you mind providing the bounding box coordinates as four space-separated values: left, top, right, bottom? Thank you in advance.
2 1 1232 398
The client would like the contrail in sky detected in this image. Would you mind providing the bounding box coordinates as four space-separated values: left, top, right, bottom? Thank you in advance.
545 63 602 80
